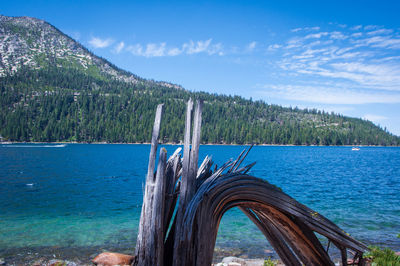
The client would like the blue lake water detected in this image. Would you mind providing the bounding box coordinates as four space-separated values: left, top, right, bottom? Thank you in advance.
0 144 399 262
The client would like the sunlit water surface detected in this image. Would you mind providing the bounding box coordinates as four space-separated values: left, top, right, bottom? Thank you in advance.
1 144 399 262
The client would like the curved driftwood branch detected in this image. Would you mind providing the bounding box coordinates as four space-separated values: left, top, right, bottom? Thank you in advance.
177 173 367 266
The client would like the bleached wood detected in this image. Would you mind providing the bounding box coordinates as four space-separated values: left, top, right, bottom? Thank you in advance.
134 104 163 266
172 99 193 266
133 103 367 266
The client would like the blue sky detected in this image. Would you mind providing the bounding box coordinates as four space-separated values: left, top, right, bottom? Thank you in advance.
3 0 400 135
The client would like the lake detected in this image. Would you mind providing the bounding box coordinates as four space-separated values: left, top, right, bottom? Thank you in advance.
0 144 399 263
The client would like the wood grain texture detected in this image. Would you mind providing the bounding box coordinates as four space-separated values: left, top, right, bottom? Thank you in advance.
134 104 163 266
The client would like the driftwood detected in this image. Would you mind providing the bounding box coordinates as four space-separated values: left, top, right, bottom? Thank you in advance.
134 104 165 266
134 99 368 266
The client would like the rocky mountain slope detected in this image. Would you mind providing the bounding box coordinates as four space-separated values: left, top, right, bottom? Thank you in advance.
0 15 181 89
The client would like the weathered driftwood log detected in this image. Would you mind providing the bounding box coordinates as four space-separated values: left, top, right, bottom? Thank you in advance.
173 100 203 266
177 172 367 266
134 104 165 266
134 100 368 266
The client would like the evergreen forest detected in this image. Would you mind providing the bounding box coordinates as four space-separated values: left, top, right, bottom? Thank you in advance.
1 65 399 146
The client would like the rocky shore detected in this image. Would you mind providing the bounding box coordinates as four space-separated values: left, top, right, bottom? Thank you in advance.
0 255 270 266
0 246 277 266
3 252 398 266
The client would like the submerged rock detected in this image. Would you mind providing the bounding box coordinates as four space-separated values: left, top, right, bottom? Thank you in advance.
92 252 134 266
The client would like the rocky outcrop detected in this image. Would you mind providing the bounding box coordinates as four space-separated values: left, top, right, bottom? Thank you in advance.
0 15 145 85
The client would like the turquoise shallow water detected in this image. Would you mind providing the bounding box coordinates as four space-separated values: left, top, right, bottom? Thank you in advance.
0 144 399 262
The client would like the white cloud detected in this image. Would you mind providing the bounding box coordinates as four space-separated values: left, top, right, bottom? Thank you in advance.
127 43 166 57
330 31 347 40
291 26 320 32
364 25 380 30
167 47 182 56
89 37 114 48
350 25 362 31
353 35 400 49
184 39 211 54
351 32 363 38
208 43 224 55
304 32 329 39
257 84 400 104
291 28 302 33
113 42 125 54
183 39 223 55
261 24 400 105
285 38 303 49
267 44 282 51
125 39 223 57
367 29 393 36
145 43 166 57
126 44 143 56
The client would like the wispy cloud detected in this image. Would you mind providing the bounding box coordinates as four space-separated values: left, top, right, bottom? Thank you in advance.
330 31 347 40
304 32 329 39
127 43 166 57
258 24 400 104
167 47 182 56
350 25 362 31
267 44 282 51
352 35 400 49
125 39 223 57
113 42 125 54
184 39 222 55
364 25 380 30
89 37 114 48
366 28 393 36
291 26 320 32
257 84 400 104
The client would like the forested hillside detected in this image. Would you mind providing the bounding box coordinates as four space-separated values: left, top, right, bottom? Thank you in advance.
1 15 399 145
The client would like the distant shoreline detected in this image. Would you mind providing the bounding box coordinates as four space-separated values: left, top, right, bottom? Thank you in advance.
1 141 399 147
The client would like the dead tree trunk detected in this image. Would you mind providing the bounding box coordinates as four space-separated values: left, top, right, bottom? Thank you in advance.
134 104 164 266
173 100 203 266
133 100 368 266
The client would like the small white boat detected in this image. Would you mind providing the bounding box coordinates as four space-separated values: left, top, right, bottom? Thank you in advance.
351 147 360 151
53 144 67 147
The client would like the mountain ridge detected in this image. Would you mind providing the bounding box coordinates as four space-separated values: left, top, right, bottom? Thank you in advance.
1 14 399 145
0 14 183 90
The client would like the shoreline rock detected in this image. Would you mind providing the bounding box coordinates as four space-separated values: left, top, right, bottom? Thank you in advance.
92 252 134 266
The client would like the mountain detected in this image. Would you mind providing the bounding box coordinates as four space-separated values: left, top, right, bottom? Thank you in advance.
0 15 182 89
1 15 399 145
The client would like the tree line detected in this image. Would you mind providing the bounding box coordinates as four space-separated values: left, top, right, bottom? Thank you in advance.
1 66 399 146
